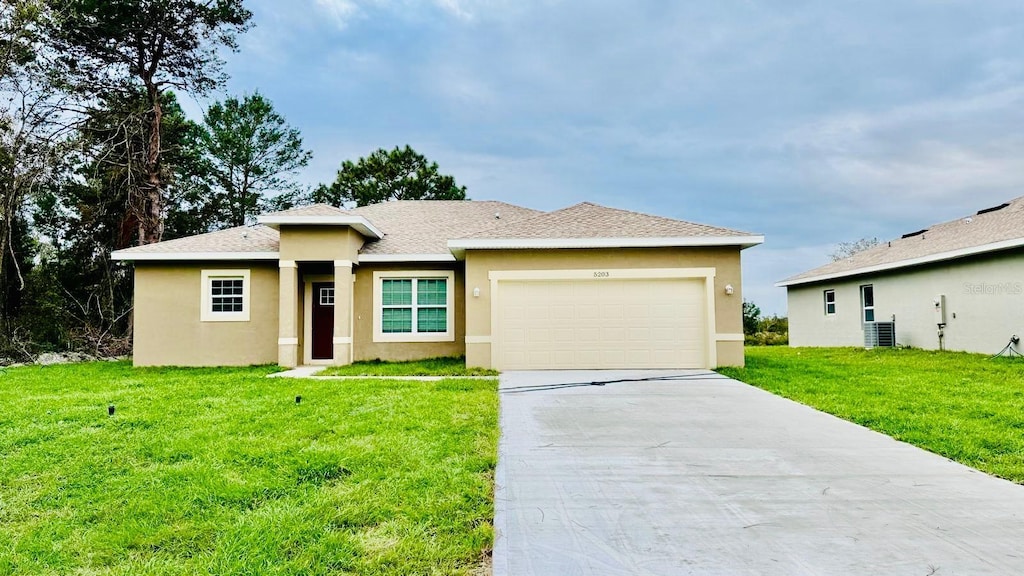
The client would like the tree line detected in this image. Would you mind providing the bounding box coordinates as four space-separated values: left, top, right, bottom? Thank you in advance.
0 0 466 362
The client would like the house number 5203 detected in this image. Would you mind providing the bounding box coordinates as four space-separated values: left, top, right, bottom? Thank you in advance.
593 271 610 278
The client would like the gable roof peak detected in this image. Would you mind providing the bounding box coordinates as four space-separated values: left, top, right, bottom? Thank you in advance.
451 199 761 249
260 203 351 218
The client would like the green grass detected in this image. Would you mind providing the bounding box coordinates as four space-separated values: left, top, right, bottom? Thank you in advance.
319 357 498 378
719 347 1024 483
0 362 498 575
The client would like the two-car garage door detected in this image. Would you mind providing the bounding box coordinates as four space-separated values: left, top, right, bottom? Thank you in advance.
494 277 709 370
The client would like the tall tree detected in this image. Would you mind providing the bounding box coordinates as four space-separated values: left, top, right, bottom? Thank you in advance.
829 237 881 262
742 300 761 336
312 145 467 207
196 92 311 228
32 90 204 354
45 0 252 245
0 1 67 349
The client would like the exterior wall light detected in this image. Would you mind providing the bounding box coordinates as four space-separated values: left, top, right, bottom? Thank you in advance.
724 284 734 296
473 287 481 298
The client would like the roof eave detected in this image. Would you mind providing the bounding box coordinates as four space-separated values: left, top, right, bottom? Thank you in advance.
358 253 457 263
447 235 765 259
776 236 1024 288
110 251 281 262
256 214 383 239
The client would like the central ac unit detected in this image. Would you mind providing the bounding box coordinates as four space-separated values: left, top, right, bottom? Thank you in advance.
864 321 896 349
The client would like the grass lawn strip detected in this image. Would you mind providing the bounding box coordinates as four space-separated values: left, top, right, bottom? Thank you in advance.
319 356 499 377
0 362 498 575
719 347 1024 483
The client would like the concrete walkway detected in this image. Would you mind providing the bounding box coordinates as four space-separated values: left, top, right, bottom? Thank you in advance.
495 370 1024 576
267 366 497 380
267 366 325 378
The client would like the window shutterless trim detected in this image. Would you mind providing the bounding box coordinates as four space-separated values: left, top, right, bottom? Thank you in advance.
824 289 836 316
200 269 251 322
372 270 455 343
319 286 335 306
860 284 875 324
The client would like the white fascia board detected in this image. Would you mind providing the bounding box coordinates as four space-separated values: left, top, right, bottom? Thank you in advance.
776 236 1024 288
358 253 457 263
447 235 765 252
110 251 280 262
256 215 383 239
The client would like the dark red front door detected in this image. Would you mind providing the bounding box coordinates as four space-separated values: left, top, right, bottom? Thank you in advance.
311 282 335 360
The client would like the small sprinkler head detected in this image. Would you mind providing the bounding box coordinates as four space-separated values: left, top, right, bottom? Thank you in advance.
108 404 115 416
295 395 302 404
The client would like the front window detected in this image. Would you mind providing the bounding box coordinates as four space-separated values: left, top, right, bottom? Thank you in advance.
861 285 875 323
374 271 455 342
201 269 251 322
824 289 836 315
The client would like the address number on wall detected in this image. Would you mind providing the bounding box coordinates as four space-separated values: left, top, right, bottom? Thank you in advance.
593 271 611 278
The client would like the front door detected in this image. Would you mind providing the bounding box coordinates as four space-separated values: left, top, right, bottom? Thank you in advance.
312 282 335 360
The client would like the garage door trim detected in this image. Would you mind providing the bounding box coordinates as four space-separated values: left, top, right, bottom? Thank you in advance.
488 267 717 369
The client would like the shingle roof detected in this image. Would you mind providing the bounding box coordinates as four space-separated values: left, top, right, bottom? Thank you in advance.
112 199 759 261
261 203 353 218
113 225 280 257
779 195 1024 287
349 200 542 255
457 202 755 240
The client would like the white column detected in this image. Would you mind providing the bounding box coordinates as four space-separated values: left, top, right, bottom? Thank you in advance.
278 261 299 367
332 260 354 365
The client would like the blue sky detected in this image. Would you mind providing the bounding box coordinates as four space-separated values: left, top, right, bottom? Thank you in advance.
180 0 1024 314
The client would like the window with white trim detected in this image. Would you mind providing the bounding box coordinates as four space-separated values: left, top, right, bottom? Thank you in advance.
374 271 455 342
319 286 335 306
201 269 251 322
861 284 875 323
823 289 836 315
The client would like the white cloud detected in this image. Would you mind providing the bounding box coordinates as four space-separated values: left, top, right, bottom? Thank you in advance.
433 0 473 20
220 0 1024 305
314 0 361 27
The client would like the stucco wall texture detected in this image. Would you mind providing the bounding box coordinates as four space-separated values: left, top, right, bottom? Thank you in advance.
787 249 1024 354
133 263 280 367
131 246 750 368
463 247 747 368
351 263 467 362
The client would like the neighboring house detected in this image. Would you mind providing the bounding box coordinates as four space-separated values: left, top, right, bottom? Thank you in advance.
112 201 763 369
779 196 1024 354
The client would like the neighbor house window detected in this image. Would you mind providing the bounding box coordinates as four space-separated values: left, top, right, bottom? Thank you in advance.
861 284 875 323
201 269 251 322
824 289 836 315
374 270 455 342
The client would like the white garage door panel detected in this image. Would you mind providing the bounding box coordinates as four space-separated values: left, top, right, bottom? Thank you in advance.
496 278 708 369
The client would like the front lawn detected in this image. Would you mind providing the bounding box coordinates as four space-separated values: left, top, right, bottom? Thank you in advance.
0 362 498 575
719 347 1024 482
320 356 499 377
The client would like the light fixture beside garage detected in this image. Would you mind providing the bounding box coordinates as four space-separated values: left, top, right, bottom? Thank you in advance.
473 287 481 298
725 284 735 296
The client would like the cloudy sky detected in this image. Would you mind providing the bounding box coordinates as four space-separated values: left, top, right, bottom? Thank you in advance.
182 0 1024 314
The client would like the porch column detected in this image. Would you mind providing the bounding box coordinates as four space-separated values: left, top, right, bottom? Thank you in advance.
333 260 354 365
278 260 299 367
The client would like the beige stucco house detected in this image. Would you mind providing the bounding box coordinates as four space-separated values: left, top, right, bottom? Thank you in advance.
112 200 763 369
780 196 1024 354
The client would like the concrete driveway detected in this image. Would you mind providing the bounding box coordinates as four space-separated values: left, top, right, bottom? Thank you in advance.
494 370 1024 576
